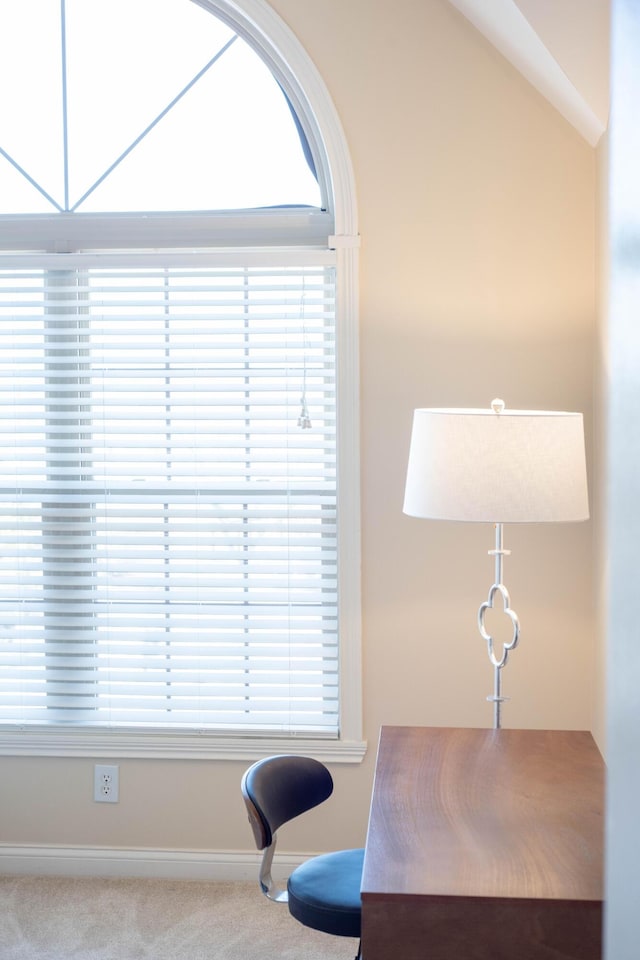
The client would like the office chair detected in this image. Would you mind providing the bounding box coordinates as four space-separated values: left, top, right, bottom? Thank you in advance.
241 755 364 960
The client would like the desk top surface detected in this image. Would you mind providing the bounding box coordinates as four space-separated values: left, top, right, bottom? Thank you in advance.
362 726 604 903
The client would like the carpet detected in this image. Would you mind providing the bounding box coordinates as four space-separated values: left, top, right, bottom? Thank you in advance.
0 876 359 960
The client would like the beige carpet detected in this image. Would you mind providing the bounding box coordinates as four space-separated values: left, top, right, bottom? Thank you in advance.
0 876 359 960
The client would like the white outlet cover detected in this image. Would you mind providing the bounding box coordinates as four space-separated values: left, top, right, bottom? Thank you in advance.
94 763 119 803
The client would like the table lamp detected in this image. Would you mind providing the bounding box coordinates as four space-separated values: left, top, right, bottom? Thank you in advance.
403 399 589 728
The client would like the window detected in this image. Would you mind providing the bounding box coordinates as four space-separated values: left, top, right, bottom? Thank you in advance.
0 0 362 760
0 0 320 213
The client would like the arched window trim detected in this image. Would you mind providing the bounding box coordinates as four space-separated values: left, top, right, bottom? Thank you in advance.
0 0 363 763
194 0 359 239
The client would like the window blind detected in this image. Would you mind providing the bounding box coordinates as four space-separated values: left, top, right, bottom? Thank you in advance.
0 264 339 735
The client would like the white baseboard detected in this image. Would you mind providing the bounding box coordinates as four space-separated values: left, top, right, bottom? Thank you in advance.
0 844 305 882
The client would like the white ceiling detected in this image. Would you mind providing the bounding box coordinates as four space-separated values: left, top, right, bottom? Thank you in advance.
446 0 609 146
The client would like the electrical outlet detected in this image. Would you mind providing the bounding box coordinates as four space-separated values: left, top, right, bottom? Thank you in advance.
94 764 119 803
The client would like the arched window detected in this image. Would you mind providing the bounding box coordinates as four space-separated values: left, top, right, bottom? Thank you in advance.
0 0 321 215
0 0 362 761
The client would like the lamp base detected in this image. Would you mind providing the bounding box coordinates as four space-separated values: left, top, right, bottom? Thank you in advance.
487 692 510 729
477 524 520 729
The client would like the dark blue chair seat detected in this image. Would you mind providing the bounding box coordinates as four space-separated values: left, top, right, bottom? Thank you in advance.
288 847 364 938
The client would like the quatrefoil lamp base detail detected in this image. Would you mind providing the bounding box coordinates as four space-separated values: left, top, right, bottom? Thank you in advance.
477 522 520 729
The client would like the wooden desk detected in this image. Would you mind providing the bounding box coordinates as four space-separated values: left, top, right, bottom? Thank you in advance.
361 726 604 960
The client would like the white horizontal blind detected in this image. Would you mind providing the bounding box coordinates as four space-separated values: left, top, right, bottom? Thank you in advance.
0 263 339 735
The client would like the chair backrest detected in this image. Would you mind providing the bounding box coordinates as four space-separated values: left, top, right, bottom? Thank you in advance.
241 755 334 850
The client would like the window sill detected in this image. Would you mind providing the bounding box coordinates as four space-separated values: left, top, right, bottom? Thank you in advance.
0 728 367 763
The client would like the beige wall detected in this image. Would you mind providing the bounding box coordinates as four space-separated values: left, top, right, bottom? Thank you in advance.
0 0 597 861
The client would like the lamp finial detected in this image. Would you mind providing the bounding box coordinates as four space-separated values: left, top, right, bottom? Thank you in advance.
491 398 505 414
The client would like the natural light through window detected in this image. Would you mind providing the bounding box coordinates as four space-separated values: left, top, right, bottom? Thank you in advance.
0 0 320 213
0 0 362 760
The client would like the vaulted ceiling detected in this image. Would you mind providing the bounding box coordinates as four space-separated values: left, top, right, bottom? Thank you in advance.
447 0 609 146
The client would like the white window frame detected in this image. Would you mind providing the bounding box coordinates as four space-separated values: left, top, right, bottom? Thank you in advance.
0 0 363 762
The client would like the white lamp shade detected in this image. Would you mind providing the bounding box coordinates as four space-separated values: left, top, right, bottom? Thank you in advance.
403 405 589 523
